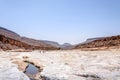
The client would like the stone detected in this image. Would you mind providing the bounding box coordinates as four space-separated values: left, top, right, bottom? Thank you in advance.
0 58 30 80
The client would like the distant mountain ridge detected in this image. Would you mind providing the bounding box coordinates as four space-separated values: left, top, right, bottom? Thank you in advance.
41 40 60 48
60 43 74 49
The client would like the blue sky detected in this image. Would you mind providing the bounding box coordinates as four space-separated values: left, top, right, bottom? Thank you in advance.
0 0 120 44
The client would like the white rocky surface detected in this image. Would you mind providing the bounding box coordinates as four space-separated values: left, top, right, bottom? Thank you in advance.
0 49 120 80
0 57 29 80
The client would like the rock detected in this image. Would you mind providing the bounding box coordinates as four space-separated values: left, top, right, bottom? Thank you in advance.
0 27 58 50
0 58 30 80
75 35 120 49
12 60 28 72
1 50 120 80
41 64 72 80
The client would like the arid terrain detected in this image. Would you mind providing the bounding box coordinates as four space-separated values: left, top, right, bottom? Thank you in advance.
0 0 119 79
0 27 120 80
0 49 120 80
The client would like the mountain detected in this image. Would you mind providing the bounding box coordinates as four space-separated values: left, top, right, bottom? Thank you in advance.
60 43 74 49
0 27 58 50
41 40 60 48
0 27 21 40
21 37 57 48
85 37 105 44
75 35 120 49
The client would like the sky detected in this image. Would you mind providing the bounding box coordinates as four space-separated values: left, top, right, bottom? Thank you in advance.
0 0 120 44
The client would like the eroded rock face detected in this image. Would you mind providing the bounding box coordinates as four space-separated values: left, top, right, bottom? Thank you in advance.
0 34 58 50
0 27 58 50
75 35 120 49
0 58 30 80
0 34 33 50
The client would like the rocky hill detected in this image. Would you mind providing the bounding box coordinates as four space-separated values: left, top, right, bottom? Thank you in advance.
60 43 74 49
0 27 21 40
41 40 60 48
75 35 120 49
0 27 58 50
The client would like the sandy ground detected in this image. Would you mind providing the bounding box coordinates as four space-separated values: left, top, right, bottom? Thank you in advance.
0 49 120 80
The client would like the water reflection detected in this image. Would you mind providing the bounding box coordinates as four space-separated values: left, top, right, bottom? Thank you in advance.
24 63 39 79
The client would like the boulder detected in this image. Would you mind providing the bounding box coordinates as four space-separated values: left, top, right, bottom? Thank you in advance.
0 58 29 80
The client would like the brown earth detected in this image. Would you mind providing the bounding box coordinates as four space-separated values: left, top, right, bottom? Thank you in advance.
0 34 57 50
0 27 58 50
75 35 120 50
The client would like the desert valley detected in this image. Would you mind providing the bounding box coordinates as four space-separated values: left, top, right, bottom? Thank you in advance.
0 27 120 80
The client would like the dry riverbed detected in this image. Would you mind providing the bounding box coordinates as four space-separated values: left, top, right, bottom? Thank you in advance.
0 49 120 80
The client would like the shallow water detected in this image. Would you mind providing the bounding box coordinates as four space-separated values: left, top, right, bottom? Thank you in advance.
24 63 39 80
25 63 39 75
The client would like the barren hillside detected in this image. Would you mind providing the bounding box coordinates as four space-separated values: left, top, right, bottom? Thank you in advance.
0 27 58 50
75 35 120 49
